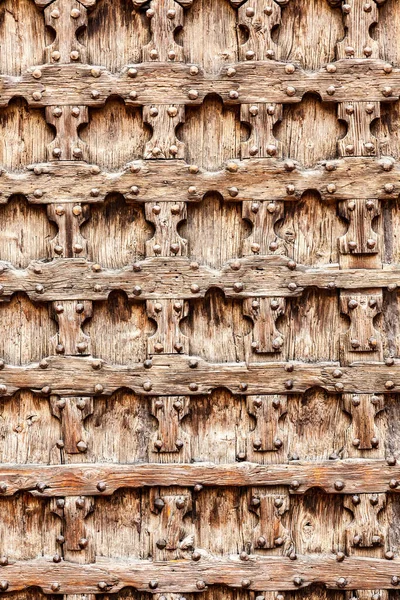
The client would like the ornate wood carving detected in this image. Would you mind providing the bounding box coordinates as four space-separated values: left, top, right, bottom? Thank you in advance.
141 0 191 62
50 396 94 454
150 396 190 453
342 393 385 450
242 201 285 256
45 105 88 162
248 489 291 551
50 300 92 356
150 488 193 554
246 395 287 452
44 0 88 64
143 105 185 159
237 0 286 61
144 202 188 257
47 204 90 259
343 493 386 550
243 297 286 356
240 103 282 159
340 290 383 364
338 102 380 157
338 199 380 257
146 299 189 355
334 0 383 60
51 495 94 556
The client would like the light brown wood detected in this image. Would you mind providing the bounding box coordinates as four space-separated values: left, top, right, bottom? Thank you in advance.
2 2 400 600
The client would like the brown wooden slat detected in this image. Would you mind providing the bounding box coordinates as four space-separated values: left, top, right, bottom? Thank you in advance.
3 60 400 108
1 554 400 593
1 257 400 301
0 157 399 205
0 459 399 496
0 355 400 396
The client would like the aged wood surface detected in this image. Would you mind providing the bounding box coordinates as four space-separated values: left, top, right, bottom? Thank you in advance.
0 460 399 496
2 355 400 396
4 60 400 108
4 1 400 600
4 257 400 301
0 157 400 204
1 554 400 594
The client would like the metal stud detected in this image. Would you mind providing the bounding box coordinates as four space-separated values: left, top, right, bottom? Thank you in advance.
196 580 206 590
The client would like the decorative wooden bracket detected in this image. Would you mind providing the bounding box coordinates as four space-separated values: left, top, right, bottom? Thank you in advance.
50 301 92 356
333 0 384 60
143 105 185 159
47 203 90 259
338 102 380 157
51 495 94 559
150 489 193 555
50 396 94 454
147 299 189 355
244 297 286 356
44 0 88 64
150 396 190 453
145 202 187 257
246 395 287 452
342 393 385 450
46 106 88 162
338 199 380 256
141 0 192 62
241 103 282 159
242 200 285 256
237 0 287 61
343 493 386 550
340 290 383 364
248 488 291 550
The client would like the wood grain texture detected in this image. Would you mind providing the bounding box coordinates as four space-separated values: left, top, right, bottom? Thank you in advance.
0 554 400 593
2 257 400 301
0 354 400 396
0 459 400 496
2 2 400 598
0 157 399 205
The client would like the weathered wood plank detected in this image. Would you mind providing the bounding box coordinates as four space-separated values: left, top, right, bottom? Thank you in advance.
0 157 399 205
2 257 400 301
0 459 399 496
1 554 400 593
3 60 400 108
0 355 399 396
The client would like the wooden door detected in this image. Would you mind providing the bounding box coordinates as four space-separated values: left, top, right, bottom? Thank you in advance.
1 1 400 599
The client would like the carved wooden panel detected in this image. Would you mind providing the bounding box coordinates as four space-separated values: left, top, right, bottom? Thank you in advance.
2 2 400 600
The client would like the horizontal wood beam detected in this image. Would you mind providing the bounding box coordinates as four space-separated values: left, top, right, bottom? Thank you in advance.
1 256 400 301
1 157 400 205
0 355 400 396
1 554 400 593
4 59 400 108
0 459 399 496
